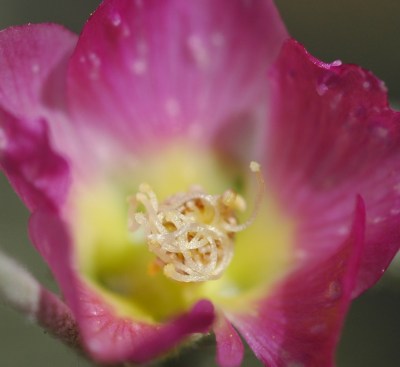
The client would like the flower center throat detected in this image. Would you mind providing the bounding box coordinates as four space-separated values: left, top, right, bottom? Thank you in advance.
128 162 263 283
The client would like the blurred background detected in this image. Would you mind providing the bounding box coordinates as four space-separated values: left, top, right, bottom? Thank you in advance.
0 0 399 366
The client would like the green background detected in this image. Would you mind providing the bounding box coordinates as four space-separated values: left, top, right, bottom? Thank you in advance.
0 1 399 366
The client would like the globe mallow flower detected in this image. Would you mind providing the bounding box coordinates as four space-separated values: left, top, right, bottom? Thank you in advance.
0 0 399 366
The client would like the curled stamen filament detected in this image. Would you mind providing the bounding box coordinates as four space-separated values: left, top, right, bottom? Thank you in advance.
222 161 264 233
128 161 264 282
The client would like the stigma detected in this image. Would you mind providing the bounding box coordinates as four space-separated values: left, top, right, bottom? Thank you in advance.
128 162 263 283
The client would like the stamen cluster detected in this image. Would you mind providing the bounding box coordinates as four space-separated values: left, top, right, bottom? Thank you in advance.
128 184 246 282
128 162 262 283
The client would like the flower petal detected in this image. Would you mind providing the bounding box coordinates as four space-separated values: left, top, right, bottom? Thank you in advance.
77 286 214 364
0 108 70 212
267 39 400 296
231 197 366 367
0 24 77 118
67 0 287 147
0 23 101 178
214 314 244 367
29 210 215 364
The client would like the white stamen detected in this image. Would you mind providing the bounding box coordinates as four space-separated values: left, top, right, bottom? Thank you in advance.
128 162 263 282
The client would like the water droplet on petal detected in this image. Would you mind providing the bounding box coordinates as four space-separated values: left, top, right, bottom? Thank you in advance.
363 81 371 90
374 126 388 138
187 34 210 70
372 216 384 224
0 127 7 150
109 12 122 27
165 98 181 118
294 249 307 260
337 225 349 236
394 183 400 194
31 63 40 74
316 83 328 96
390 208 400 216
379 80 388 92
88 52 101 80
331 60 342 66
372 106 381 113
88 52 100 66
130 59 147 75
188 121 203 139
317 73 338 96
326 281 342 301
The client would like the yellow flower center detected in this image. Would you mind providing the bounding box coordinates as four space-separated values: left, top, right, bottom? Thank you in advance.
69 143 294 323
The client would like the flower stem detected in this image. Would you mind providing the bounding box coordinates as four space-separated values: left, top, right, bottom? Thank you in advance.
37 288 81 349
0 250 81 351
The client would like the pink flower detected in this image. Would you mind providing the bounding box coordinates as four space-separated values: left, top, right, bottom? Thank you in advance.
0 1 399 366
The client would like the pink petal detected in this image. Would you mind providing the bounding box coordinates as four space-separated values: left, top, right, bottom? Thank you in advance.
266 39 400 297
77 286 214 364
214 314 244 367
67 0 288 148
0 108 70 212
231 197 366 367
29 210 215 364
0 23 100 182
0 24 77 118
